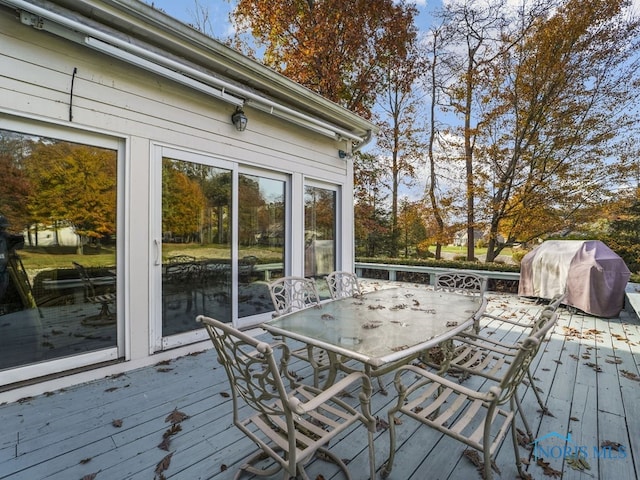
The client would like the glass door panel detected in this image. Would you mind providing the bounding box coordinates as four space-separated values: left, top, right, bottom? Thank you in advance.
0 128 119 373
161 158 232 337
304 185 336 279
238 173 285 318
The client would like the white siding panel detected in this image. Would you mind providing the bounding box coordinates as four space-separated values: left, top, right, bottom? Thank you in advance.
0 15 348 179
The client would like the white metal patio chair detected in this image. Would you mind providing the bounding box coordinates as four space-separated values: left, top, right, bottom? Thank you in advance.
197 315 376 480
441 308 559 441
382 310 558 480
268 276 330 387
434 271 488 332
325 271 362 299
434 271 488 296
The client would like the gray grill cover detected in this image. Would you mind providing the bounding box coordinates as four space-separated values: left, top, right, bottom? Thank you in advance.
518 240 630 317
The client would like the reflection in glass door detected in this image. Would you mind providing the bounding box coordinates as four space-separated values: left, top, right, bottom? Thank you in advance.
0 127 119 379
304 185 337 280
238 173 286 319
161 158 232 337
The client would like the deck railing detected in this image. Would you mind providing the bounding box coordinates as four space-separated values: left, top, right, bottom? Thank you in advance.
354 261 520 292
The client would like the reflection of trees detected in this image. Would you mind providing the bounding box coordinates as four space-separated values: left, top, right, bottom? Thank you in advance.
162 160 206 242
305 187 335 241
239 175 264 246
238 175 285 248
0 134 31 231
162 159 231 245
202 170 231 245
25 140 116 252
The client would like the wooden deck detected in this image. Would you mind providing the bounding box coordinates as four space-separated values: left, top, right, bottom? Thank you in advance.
1 283 639 480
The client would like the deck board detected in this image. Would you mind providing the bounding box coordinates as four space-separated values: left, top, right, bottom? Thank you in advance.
0 287 638 480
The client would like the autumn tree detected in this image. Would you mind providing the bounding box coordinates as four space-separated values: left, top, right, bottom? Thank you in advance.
354 152 390 257
432 0 508 260
422 23 463 260
232 0 418 117
478 0 640 261
603 187 640 274
374 10 423 257
397 198 428 258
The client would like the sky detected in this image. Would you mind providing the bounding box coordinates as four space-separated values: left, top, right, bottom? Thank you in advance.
145 0 435 40
144 0 640 202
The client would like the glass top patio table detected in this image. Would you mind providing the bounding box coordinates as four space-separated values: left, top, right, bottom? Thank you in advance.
262 285 486 369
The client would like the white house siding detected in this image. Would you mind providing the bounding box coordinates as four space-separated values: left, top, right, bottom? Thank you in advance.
0 1 370 401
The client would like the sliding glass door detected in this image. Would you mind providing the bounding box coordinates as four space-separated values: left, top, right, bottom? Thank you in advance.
152 148 287 350
0 125 122 384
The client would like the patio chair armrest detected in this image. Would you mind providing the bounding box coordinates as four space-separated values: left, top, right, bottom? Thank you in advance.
454 332 519 356
288 372 372 415
480 312 534 327
395 364 499 402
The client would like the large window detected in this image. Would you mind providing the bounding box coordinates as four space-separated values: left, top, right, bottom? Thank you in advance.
0 128 119 373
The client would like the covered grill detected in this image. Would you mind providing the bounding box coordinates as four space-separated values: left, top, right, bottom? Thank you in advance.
518 240 630 317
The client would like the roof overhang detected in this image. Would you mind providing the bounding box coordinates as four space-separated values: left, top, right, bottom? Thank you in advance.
0 0 377 149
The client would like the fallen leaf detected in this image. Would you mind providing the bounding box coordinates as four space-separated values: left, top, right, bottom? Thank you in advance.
155 452 173 475
600 440 623 451
375 416 389 431
165 408 189 424
157 437 171 451
566 451 590 471
536 457 562 477
104 387 118 393
621 370 640 381
79 457 92 464
81 474 98 480
163 424 182 438
112 419 123 428
584 362 603 373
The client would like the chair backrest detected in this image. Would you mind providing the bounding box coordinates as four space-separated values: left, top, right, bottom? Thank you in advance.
495 311 558 404
72 261 97 298
434 271 487 296
325 271 362 299
268 276 320 316
197 315 292 418
164 262 199 283
167 254 196 264
548 293 566 311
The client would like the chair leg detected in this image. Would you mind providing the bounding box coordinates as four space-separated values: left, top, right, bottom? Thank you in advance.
527 368 547 411
382 398 402 478
510 398 526 479
233 450 283 480
514 388 533 442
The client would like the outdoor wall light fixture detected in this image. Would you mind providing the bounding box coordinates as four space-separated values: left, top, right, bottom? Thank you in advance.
338 149 350 159
231 106 248 131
